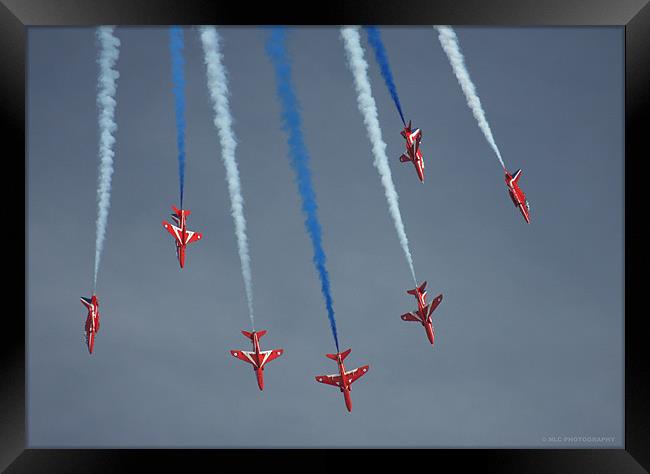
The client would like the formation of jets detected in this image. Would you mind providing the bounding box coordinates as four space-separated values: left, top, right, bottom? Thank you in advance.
396 121 531 225
78 121 530 412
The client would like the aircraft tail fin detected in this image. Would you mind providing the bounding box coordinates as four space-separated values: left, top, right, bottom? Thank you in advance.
512 169 522 183
401 120 412 138
242 330 267 341
172 205 190 217
407 281 427 296
326 348 351 362
80 296 92 309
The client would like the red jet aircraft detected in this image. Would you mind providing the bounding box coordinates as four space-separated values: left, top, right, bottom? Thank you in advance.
80 294 100 354
162 205 202 268
399 120 425 183
315 349 369 413
231 330 284 391
504 169 530 224
400 281 443 346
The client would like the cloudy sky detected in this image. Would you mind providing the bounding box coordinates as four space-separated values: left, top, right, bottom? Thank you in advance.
27 26 623 448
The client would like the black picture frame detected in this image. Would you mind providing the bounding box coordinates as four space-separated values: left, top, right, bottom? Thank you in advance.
4 0 648 471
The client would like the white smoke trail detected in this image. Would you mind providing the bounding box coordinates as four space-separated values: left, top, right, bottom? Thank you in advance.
199 26 255 328
340 26 417 285
435 25 506 170
93 26 121 291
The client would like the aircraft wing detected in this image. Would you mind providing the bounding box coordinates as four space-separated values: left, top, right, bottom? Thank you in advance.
346 365 369 384
163 221 183 244
184 230 202 245
411 129 422 153
401 311 422 322
260 349 284 367
426 294 443 317
315 373 343 387
230 350 257 367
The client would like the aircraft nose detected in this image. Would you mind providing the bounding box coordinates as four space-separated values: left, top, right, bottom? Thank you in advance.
256 369 264 391
426 325 435 346
344 391 352 412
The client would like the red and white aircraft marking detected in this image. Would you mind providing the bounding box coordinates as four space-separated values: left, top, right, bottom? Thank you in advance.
400 281 443 347
399 120 425 183
504 169 530 224
231 330 284 391
80 294 100 354
315 349 369 413
162 205 202 268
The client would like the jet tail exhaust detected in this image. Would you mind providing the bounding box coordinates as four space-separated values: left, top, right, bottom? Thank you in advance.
92 26 121 292
435 25 507 170
341 26 418 286
267 27 341 352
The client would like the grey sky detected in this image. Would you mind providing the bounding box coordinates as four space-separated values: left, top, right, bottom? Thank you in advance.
27 26 623 448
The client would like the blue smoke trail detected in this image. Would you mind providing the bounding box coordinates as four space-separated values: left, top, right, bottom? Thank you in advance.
266 27 340 352
365 26 406 126
169 27 186 208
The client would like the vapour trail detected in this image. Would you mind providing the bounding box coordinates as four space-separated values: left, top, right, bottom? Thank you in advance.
365 26 406 126
92 26 121 291
199 26 255 329
169 26 187 207
266 27 340 352
435 25 506 170
340 26 417 285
